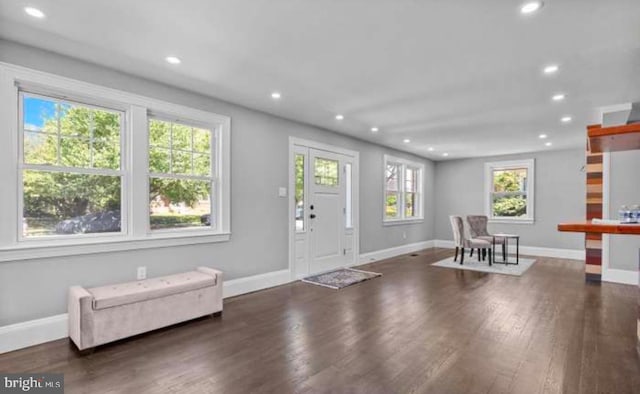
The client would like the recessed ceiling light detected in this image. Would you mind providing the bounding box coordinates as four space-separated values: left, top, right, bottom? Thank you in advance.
370 127 379 132
271 92 281 99
335 114 344 120
428 147 434 152
24 7 45 18
561 116 572 123
520 1 543 14
552 93 566 101
545 141 552 146
403 139 411 144
442 153 449 157
539 134 548 139
543 64 559 74
165 56 181 65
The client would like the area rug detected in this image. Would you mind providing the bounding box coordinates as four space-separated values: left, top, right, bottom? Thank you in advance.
302 268 382 289
432 256 536 276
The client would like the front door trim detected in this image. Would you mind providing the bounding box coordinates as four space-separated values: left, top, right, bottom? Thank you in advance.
288 137 360 280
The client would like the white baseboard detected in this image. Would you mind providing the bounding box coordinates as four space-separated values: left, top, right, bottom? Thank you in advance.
602 269 639 286
223 269 294 298
433 240 585 261
0 268 295 354
358 240 435 264
0 313 68 354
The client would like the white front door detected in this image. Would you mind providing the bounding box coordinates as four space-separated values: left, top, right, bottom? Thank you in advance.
308 149 352 273
290 141 358 278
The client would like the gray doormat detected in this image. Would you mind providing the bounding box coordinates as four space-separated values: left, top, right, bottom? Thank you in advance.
302 268 382 289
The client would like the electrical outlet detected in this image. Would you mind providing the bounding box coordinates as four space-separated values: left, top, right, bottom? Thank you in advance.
278 187 287 197
137 266 147 280
402 231 407 239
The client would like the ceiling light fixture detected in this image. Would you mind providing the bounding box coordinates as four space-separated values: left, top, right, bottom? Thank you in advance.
371 127 379 132
520 1 543 14
442 153 449 157
552 93 566 101
539 134 548 139
428 147 434 152
561 116 572 123
403 139 411 144
165 56 181 65
271 92 281 99
24 6 45 18
335 114 344 120
545 142 552 146
543 64 559 74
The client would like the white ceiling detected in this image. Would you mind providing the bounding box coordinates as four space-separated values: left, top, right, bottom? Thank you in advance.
1 0 639 160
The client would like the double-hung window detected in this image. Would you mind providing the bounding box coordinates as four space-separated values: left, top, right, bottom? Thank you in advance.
383 155 424 223
0 64 231 260
484 159 535 223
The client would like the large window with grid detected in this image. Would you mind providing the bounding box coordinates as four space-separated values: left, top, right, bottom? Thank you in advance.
148 119 214 231
0 64 231 260
383 155 424 223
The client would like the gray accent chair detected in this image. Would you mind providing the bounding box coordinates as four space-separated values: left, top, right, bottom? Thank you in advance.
466 215 506 261
449 215 492 265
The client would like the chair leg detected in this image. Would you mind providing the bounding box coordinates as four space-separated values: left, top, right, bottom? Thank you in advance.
489 249 492 266
470 248 474 257
502 243 506 260
454 247 458 262
460 248 465 265
477 248 481 261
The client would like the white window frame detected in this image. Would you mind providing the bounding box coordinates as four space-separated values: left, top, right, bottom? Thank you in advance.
484 159 535 224
382 154 424 225
0 63 231 262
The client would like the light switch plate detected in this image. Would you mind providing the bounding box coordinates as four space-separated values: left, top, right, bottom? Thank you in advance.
137 266 147 280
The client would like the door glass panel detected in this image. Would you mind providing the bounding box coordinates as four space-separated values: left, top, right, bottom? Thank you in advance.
295 154 305 231
314 157 339 186
345 163 352 228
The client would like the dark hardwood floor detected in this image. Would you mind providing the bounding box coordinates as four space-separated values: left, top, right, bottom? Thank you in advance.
1 248 638 393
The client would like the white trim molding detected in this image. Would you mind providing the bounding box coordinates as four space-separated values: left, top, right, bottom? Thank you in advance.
433 240 585 260
223 269 294 298
358 240 435 264
602 269 639 286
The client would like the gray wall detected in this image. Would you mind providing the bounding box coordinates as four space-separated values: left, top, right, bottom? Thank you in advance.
434 149 585 250
608 151 640 271
0 40 435 325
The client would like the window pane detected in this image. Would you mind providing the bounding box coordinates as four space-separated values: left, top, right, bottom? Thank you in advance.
385 191 399 219
172 150 192 175
149 178 211 230
492 168 527 193
171 123 192 151
386 163 399 192
149 119 170 148
193 153 211 176
314 157 339 186
405 192 416 218
22 95 121 170
492 194 527 217
405 167 417 192
24 131 57 165
193 128 211 153
23 170 121 237
345 163 352 228
295 154 305 231
149 147 170 173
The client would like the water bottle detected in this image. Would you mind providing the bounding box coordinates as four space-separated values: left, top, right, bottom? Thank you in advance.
619 205 631 223
632 205 640 223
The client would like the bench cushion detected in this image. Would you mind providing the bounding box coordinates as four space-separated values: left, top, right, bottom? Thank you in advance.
88 271 217 310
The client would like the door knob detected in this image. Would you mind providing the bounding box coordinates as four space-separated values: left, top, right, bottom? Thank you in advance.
310 214 316 219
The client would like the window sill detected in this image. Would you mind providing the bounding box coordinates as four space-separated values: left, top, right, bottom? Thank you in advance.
488 219 535 225
0 232 231 262
383 218 424 227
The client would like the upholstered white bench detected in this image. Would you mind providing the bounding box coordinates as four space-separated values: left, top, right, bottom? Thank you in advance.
68 266 223 350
